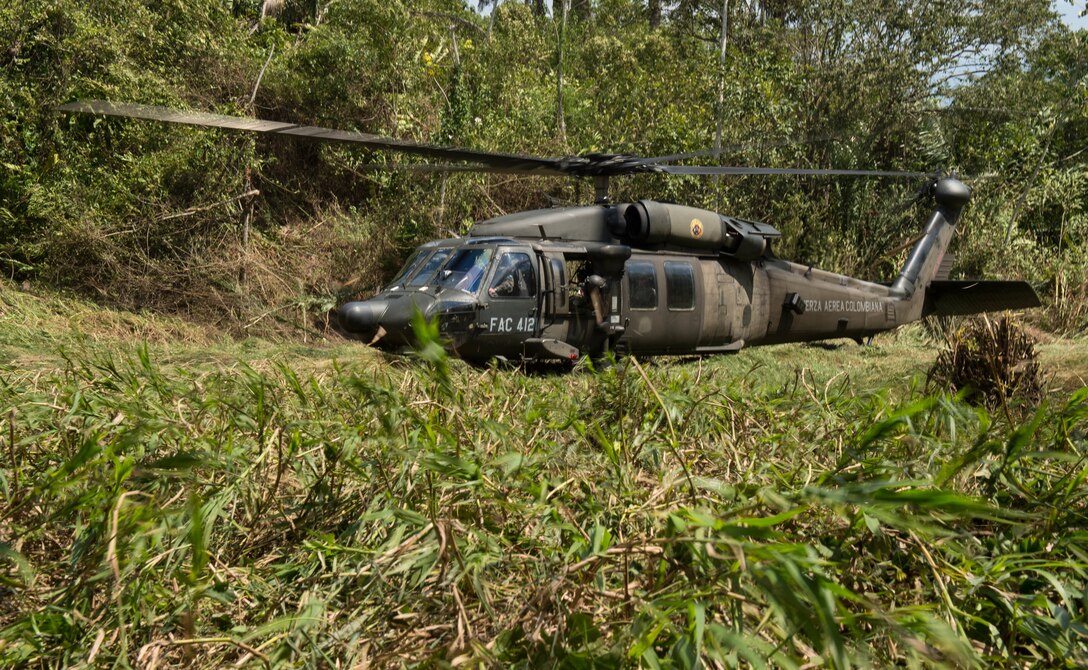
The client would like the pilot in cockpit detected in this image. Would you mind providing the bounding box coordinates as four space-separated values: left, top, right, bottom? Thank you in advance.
488 254 533 298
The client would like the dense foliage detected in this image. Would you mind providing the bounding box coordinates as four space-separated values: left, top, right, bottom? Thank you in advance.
0 0 1085 332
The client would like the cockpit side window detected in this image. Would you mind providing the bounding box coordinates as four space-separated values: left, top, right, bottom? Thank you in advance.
405 249 452 287
488 252 537 299
437 248 493 294
549 258 567 312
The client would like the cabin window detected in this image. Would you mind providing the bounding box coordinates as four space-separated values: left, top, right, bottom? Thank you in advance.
664 261 695 310
627 261 657 310
488 252 537 298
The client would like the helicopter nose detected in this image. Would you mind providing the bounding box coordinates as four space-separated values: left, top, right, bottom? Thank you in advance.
339 300 387 335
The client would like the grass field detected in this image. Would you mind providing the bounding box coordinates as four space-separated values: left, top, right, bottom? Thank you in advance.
1 281 1086 668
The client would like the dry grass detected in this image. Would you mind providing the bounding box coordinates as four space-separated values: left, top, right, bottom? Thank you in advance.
928 316 1044 412
1 291 1087 668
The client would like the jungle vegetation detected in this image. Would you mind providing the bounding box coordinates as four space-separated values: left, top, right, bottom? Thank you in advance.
1 1 1087 667
0 0 1084 331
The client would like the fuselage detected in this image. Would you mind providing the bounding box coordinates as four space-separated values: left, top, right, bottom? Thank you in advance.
338 178 1040 362
340 203 911 362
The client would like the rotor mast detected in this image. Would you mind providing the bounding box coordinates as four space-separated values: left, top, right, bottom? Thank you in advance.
594 176 610 205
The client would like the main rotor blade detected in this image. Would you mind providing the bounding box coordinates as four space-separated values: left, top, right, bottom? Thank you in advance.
57 100 568 175
57 101 941 181
337 162 552 175
640 136 838 166
661 165 933 178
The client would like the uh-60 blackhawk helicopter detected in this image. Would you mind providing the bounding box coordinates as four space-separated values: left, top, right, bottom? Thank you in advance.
59 101 1041 365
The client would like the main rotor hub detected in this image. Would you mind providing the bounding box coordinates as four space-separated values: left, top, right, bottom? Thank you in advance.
555 153 665 177
554 154 666 205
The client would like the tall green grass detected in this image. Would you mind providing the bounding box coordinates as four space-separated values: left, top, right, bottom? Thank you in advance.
1 334 1086 667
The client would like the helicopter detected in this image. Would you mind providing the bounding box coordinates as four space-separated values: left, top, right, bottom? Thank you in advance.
58 100 1041 364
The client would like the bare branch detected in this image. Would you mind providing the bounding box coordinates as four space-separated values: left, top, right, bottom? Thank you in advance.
156 190 260 223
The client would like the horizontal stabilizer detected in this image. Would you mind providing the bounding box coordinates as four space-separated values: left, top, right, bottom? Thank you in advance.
924 280 1041 317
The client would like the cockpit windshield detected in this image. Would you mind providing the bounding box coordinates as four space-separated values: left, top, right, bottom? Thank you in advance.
388 249 427 287
404 249 452 287
436 248 493 294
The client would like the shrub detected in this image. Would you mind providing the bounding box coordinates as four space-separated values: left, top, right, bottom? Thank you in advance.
929 315 1043 411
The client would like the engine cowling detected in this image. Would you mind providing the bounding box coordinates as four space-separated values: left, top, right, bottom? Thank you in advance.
611 200 780 260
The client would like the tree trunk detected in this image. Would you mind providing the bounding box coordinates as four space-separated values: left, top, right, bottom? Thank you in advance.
713 0 728 207
648 0 662 28
713 0 729 153
555 0 568 143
